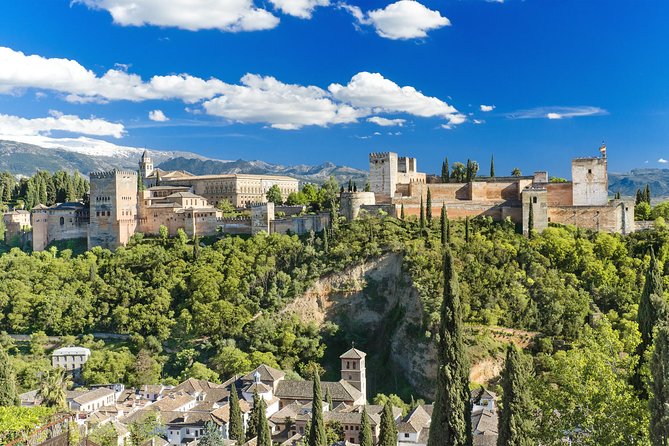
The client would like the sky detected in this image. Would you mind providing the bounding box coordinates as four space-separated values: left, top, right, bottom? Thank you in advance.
0 0 668 177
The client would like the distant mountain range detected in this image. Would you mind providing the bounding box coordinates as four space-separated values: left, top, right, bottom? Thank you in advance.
609 169 669 199
157 157 368 184
2 137 666 194
0 137 367 184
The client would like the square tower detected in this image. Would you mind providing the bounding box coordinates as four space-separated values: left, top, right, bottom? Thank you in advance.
340 348 366 402
369 152 398 198
89 170 138 250
572 157 608 206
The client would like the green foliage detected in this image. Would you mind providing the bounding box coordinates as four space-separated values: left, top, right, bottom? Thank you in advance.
428 250 471 446
511 168 522 177
90 422 122 446
247 391 261 441
533 320 648 444
82 348 136 385
442 158 450 183
325 420 344 444
378 401 398 446
373 393 410 416
266 184 283 204
426 188 433 224
0 348 20 406
636 202 652 221
309 374 327 446
229 382 245 444
420 195 425 229
490 155 495 178
258 395 272 446
650 323 669 445
38 368 68 410
0 406 55 443
451 162 466 182
497 345 535 446
359 406 373 446
200 421 226 446
129 411 160 446
527 200 534 239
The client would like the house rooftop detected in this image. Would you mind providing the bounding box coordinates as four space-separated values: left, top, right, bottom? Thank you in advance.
339 348 366 359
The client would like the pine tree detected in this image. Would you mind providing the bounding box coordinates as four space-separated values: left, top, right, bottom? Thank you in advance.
257 396 272 446
359 406 373 446
442 157 450 183
325 387 333 410
420 195 426 229
441 204 448 247
229 382 245 444
247 391 261 440
199 421 226 446
497 345 535 446
427 249 472 446
465 217 470 243
650 323 669 445
490 155 495 178
309 374 327 446
378 400 398 446
426 188 433 225
527 200 534 239
400 204 405 220
0 348 19 406
364 180 371 192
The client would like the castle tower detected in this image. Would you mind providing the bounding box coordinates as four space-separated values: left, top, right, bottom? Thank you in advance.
522 187 548 235
369 152 398 198
251 202 275 234
139 150 154 180
340 347 366 402
31 204 50 252
88 170 138 250
571 154 608 206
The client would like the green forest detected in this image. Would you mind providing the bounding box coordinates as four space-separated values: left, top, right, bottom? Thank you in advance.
0 205 668 444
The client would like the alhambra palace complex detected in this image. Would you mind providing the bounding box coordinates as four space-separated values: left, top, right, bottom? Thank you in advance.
3 147 635 251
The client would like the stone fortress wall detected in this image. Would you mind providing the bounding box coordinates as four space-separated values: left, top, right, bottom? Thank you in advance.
341 148 635 235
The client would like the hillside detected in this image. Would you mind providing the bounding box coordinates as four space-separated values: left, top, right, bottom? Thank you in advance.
609 168 669 198
157 157 368 184
0 138 367 184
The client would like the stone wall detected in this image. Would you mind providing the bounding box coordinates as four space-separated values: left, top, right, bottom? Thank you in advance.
88 170 138 250
522 188 549 235
340 191 376 220
369 152 397 197
548 199 635 234
271 213 330 235
545 182 573 206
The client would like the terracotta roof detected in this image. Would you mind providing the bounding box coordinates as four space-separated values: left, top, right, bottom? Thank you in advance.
275 380 362 403
471 408 498 436
151 394 195 412
339 348 366 359
398 405 431 433
244 382 272 394
72 388 115 405
242 365 286 383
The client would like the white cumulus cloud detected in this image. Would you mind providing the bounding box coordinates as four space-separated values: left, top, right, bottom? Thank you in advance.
329 72 464 125
659 158 668 164
367 116 406 127
0 111 125 138
0 46 228 103
480 104 495 112
269 0 330 18
148 110 169 122
342 1 450 40
203 74 361 130
74 0 279 32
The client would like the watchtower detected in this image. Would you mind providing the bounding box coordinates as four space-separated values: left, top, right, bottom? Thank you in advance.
572 155 608 206
340 347 367 402
139 150 154 180
88 170 138 250
369 152 398 197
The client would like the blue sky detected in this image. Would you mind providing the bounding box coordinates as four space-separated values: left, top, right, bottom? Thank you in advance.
0 0 668 177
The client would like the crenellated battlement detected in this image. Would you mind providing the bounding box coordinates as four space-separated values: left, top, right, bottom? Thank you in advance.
89 169 138 179
369 152 391 160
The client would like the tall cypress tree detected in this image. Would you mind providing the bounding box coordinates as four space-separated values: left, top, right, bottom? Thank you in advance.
420 196 426 229
645 184 652 204
466 159 472 183
442 157 450 183
323 229 329 254
400 204 405 220
0 348 19 406
229 382 245 444
497 345 534 446
650 323 669 445
247 391 261 440
426 188 433 225
490 155 495 178
441 204 448 247
427 249 472 446
309 374 327 446
465 217 470 243
325 387 333 410
257 396 272 446
635 248 668 393
359 406 373 446
378 401 398 446
636 189 643 205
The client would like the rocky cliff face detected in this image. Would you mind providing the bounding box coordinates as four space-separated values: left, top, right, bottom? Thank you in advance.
284 253 438 398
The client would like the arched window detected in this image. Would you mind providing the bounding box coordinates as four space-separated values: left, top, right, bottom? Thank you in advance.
59 217 64 225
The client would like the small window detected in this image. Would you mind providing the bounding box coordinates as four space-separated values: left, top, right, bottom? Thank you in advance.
532 197 537 204
405 433 410 438
588 169 592 174
59 217 64 225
